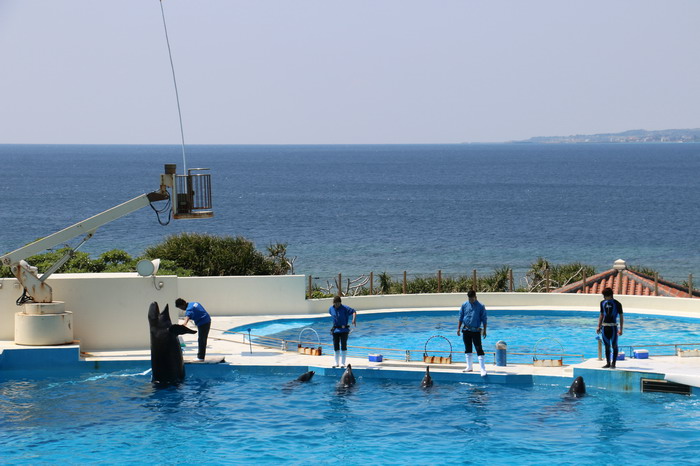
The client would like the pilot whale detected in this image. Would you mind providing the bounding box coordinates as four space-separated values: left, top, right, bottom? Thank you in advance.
566 376 586 398
296 370 315 382
421 366 433 387
338 364 356 387
148 301 197 385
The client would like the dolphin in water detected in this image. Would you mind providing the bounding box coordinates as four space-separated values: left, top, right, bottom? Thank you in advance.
338 364 356 387
421 366 433 388
566 376 586 398
148 301 197 385
296 370 315 382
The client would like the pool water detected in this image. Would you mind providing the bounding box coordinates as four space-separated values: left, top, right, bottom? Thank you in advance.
237 311 700 363
1 368 700 464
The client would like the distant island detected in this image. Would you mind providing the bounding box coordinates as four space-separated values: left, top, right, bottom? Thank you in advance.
516 128 700 144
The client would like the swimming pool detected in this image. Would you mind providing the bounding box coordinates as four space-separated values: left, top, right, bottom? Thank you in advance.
231 310 700 363
2 367 699 464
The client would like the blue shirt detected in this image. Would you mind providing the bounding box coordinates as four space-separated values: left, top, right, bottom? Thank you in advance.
185 302 211 326
329 304 356 334
459 300 487 330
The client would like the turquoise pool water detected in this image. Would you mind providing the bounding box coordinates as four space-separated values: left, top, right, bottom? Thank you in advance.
1 368 699 464
233 311 700 363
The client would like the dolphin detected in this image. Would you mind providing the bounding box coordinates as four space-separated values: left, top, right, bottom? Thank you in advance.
566 376 586 398
296 370 315 382
338 364 356 387
421 366 433 388
148 301 197 385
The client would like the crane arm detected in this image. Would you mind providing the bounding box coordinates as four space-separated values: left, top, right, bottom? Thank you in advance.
1 191 168 303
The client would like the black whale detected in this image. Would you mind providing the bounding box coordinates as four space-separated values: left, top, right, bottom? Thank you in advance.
148 301 197 385
567 376 586 397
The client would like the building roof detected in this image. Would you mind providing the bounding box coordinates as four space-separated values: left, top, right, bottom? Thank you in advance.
553 260 699 298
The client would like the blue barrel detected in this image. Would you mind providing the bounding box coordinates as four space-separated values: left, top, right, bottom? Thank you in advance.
496 340 507 366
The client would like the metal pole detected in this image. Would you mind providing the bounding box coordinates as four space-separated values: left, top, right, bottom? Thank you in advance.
654 272 659 296
308 275 312 299
690 273 694 298
338 273 342 296
369 271 374 295
472 269 477 292
509 268 514 292
403 271 407 294
438 270 442 293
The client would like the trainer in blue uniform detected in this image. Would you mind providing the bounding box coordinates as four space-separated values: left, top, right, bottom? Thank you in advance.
597 287 624 369
457 290 488 376
329 295 357 368
176 298 212 361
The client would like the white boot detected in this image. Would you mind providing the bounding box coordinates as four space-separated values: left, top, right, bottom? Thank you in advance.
334 351 340 368
341 350 347 367
463 353 473 372
478 355 487 377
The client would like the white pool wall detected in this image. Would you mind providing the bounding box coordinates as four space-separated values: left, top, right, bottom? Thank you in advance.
1 273 698 352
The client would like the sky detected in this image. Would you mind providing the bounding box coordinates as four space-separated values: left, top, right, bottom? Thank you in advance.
1 0 699 145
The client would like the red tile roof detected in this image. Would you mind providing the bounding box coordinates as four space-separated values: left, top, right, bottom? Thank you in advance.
553 268 699 298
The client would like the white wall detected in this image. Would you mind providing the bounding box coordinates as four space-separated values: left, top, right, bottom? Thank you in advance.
177 275 307 315
0 274 178 351
1 274 699 352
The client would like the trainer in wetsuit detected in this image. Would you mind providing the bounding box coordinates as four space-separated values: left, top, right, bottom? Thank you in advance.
457 290 488 376
329 295 357 368
176 298 211 361
597 287 624 369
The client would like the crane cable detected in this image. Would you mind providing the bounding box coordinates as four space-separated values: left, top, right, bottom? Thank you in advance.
158 0 187 175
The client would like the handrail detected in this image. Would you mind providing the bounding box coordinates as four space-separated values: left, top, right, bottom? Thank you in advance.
219 329 585 363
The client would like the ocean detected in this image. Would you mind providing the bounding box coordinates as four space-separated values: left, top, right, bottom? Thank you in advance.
1 143 698 284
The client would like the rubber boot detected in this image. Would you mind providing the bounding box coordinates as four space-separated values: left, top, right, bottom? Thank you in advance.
334 351 340 368
478 355 487 377
341 351 347 368
463 353 473 372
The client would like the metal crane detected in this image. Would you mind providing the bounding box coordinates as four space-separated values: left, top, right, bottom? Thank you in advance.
1 164 212 305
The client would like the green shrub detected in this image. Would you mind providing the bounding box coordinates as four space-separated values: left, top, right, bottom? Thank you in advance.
144 233 290 276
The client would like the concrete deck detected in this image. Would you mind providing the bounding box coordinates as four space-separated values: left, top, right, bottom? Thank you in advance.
2 315 699 395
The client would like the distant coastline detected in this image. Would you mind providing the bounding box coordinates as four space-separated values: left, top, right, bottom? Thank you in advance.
515 128 700 144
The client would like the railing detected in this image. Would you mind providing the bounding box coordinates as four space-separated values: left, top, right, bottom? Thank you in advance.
307 269 698 298
219 329 585 365
174 168 213 218
618 342 700 357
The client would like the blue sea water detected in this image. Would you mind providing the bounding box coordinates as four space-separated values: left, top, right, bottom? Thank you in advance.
1 143 698 282
2 369 700 464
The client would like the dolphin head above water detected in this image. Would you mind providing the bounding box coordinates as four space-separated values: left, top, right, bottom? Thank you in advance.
567 376 586 397
339 364 356 386
421 366 433 387
296 370 315 382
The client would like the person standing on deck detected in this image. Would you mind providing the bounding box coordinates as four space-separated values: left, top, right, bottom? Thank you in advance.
597 287 624 369
329 295 357 368
457 290 488 376
176 298 211 362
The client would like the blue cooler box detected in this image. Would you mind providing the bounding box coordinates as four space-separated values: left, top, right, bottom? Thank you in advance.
634 349 649 359
617 352 625 361
368 354 383 362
